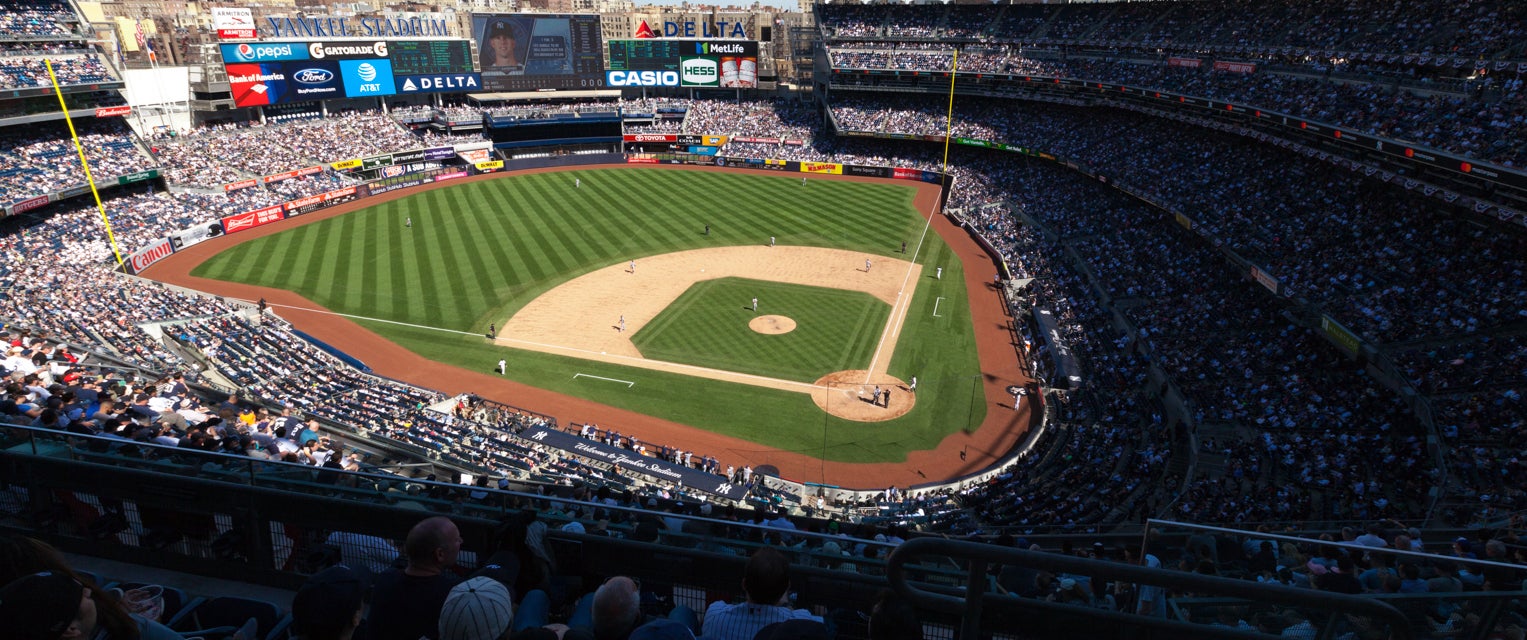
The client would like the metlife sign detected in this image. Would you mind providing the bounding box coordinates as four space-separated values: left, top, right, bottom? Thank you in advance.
396 73 482 94
339 59 396 96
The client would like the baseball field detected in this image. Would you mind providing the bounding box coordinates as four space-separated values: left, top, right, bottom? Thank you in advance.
189 168 988 464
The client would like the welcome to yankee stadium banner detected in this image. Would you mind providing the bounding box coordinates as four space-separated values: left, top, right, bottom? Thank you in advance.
518 425 747 500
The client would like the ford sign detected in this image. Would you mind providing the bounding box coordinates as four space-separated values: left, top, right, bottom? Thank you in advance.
294 68 334 84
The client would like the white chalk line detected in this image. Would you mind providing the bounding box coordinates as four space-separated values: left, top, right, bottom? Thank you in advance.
573 373 635 387
932 296 945 318
863 208 937 385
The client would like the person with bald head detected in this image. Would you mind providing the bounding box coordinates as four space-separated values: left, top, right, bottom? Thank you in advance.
367 516 464 640
592 577 641 640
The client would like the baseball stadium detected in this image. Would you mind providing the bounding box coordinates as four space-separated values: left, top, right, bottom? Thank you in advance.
1 1 1525 639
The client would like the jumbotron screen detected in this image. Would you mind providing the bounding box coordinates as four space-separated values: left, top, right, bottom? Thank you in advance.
472 13 606 92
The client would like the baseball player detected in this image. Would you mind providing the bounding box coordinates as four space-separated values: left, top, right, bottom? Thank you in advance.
630 259 636 274
405 217 411 228
802 176 807 187
576 177 581 188
497 359 506 375
752 297 758 311
936 267 943 279
865 258 872 272
619 315 626 332
770 236 775 247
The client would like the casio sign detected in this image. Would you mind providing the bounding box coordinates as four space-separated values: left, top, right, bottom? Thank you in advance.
607 70 679 87
293 68 334 84
681 58 718 84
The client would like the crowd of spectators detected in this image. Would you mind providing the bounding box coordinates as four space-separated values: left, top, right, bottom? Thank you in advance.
817 0 1527 62
0 120 154 204
683 98 816 141
0 0 75 37
0 53 110 88
149 112 423 187
827 46 1526 167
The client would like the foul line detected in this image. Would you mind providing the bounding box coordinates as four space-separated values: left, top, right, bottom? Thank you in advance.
573 373 634 387
232 300 484 337
932 296 945 318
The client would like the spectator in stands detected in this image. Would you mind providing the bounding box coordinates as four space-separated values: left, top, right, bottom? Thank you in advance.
868 589 922 640
702 547 822 640
0 570 185 640
368 516 464 640
292 564 369 640
438 577 514 640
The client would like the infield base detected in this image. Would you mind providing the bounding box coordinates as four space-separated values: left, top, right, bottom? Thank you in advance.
812 370 915 422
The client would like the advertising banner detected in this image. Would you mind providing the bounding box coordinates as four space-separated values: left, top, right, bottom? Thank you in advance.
1250 265 1280 294
263 166 323 183
1213 60 1257 74
286 186 361 217
627 156 660 164
424 147 456 161
457 149 494 164
226 62 289 107
57 185 90 199
1175 212 1195 230
1167 56 1201 68
170 221 223 250
331 158 362 171
117 169 158 185
674 134 727 147
474 160 504 172
94 105 131 117
9 195 50 215
127 237 174 274
220 42 308 63
212 7 257 40
892 167 924 180
798 162 842 175
308 41 391 61
518 425 747 500
843 164 889 178
396 73 481 94
434 171 469 182
361 154 395 170
730 136 777 144
224 178 259 192
338 58 396 97
1033 307 1083 389
221 205 285 235
686 146 718 156
1320 315 1362 355
625 134 676 143
284 61 345 101
607 39 757 88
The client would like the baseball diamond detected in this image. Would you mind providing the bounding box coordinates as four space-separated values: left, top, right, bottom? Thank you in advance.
150 166 1029 486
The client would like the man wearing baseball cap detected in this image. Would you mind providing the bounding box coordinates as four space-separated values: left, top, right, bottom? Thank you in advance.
438 577 514 640
292 565 369 640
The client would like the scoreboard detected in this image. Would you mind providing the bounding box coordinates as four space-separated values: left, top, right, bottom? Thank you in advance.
390 40 474 75
606 39 759 88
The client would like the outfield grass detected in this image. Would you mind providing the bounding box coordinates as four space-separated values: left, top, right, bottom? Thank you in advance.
631 277 890 383
192 168 986 463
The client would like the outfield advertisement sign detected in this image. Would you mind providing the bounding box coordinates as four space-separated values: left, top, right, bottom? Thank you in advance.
519 425 747 500
798 162 843 175
475 160 504 172
170 222 223 250
1320 315 1362 355
424 147 456 161
8 195 50 216
221 205 286 235
225 178 259 192
263 166 323 184
1250 265 1280 294
117 169 159 185
127 237 174 274
843 164 888 178
286 186 361 217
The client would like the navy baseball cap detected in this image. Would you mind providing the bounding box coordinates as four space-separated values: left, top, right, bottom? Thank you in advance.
0 571 84 640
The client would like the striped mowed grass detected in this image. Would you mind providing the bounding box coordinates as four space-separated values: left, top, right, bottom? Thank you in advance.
192 168 985 463
631 277 890 383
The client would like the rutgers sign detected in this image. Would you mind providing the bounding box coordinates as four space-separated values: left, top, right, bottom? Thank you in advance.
128 238 174 274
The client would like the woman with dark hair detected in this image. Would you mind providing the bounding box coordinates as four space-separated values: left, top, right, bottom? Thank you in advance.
0 535 185 639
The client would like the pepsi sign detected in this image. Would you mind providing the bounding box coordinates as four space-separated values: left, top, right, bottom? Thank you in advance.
220 42 309 63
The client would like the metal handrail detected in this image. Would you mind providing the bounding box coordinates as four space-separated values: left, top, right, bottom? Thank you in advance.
886 537 1414 640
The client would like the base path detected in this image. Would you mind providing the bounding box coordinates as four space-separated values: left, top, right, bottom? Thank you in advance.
144 164 1035 489
497 246 917 368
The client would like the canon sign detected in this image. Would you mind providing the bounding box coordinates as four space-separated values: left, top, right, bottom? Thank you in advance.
128 238 174 274
606 70 679 87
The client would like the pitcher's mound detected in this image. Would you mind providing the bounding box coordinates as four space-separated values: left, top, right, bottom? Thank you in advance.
811 370 915 422
749 315 797 335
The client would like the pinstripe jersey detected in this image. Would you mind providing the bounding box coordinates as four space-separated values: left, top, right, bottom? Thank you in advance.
701 601 823 640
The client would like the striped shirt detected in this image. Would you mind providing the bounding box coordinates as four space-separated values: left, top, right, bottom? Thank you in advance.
702 601 822 640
